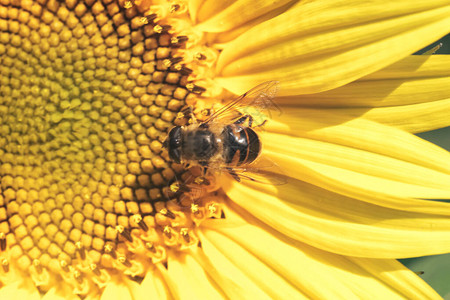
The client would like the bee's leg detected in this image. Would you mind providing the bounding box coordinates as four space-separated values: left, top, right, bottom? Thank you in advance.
178 105 197 124
226 167 241 182
234 114 263 128
201 166 208 176
234 114 250 125
196 161 208 176
165 172 191 201
188 164 211 185
247 115 254 127
254 119 267 128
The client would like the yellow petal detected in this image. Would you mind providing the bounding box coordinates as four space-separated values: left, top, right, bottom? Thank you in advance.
100 279 143 300
284 55 450 133
202 207 440 298
278 59 450 107
195 0 238 24
347 257 441 299
332 99 450 133
189 246 285 300
0 281 40 300
265 111 450 200
195 231 306 299
363 54 450 80
266 110 450 213
195 0 294 32
167 253 226 299
223 178 450 258
216 1 450 95
140 265 172 300
263 130 450 199
213 5 296 44
278 76 450 108
271 148 450 213
188 0 205 22
42 288 80 300
268 110 450 178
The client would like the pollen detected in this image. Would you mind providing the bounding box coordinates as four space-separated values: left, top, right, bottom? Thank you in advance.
0 0 221 296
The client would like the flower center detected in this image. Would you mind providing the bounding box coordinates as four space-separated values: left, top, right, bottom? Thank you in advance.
0 0 221 295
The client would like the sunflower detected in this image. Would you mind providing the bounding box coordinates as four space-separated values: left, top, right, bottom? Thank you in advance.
1 0 450 299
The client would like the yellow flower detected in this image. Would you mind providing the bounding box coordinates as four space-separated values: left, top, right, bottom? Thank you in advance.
0 0 450 299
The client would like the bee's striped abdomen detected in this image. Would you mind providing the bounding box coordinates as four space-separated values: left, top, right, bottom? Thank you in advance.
222 125 261 166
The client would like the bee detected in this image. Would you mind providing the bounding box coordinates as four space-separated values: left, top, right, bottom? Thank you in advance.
164 81 284 184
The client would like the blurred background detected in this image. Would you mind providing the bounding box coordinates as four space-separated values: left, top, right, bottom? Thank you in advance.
400 33 450 299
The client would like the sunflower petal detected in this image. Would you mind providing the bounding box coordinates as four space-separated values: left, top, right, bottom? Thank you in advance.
264 134 450 199
223 178 450 258
363 54 450 80
188 0 205 22
216 1 450 95
189 245 282 300
0 281 40 300
196 230 306 299
264 113 450 200
278 57 450 108
213 4 296 44
279 76 450 108
347 257 442 299
288 55 450 133
195 0 294 32
201 207 440 298
100 279 143 300
167 253 226 299
140 265 172 300
268 111 450 174
261 149 450 215
331 99 450 133
42 288 80 300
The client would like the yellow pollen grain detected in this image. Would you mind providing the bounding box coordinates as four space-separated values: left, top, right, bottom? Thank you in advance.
208 204 217 214
163 226 171 235
191 204 199 214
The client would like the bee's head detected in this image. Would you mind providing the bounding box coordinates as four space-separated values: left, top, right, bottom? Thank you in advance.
165 126 182 164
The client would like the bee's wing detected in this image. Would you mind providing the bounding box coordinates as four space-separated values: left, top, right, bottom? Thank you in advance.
222 156 287 186
203 81 280 125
